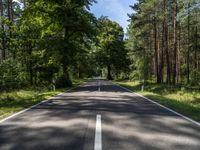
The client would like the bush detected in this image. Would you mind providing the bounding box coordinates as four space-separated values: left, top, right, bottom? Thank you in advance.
129 71 140 81
190 71 200 86
0 59 26 91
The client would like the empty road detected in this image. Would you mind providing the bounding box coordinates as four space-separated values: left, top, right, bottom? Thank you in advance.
0 79 200 150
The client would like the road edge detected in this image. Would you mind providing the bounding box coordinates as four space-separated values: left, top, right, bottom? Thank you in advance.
113 82 200 127
0 83 84 124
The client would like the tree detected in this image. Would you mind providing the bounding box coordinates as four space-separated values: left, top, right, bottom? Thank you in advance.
96 17 129 80
0 0 98 90
127 0 200 85
19 0 97 86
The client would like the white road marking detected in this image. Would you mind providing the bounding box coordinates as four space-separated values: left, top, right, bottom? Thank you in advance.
0 86 82 124
94 114 102 150
115 83 200 126
0 100 47 123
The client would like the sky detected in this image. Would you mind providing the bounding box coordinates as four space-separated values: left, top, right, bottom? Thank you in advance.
90 0 137 32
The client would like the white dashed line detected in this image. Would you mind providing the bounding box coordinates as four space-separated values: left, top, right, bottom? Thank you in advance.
94 114 102 150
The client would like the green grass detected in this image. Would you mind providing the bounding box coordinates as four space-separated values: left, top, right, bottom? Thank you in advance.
0 79 87 120
73 78 88 86
115 81 200 122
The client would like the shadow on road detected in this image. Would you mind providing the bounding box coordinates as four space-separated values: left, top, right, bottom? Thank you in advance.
0 80 200 150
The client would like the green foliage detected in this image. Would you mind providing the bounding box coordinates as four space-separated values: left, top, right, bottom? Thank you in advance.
95 17 130 80
127 0 200 85
0 59 27 90
0 89 64 119
30 0 97 83
0 78 86 119
129 70 141 81
0 0 98 90
190 71 200 86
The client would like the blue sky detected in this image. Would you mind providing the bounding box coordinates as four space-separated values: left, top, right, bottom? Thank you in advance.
90 0 137 32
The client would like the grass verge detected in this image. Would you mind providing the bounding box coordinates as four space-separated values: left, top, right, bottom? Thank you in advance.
115 81 200 122
0 79 87 120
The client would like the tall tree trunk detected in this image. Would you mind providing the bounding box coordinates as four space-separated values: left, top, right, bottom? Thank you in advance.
173 0 178 85
63 27 71 83
7 0 13 54
194 8 198 72
7 0 13 22
194 26 198 70
177 23 181 83
166 26 171 84
0 0 6 60
160 31 164 83
163 0 171 84
192 25 198 82
10 0 13 22
153 15 160 83
187 3 190 84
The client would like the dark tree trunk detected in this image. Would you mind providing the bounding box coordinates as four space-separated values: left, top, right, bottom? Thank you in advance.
162 0 171 84
7 0 13 54
177 23 181 83
107 64 113 80
153 15 160 83
173 0 178 85
193 25 198 81
0 0 6 60
187 3 190 84
63 65 69 79
165 0 171 84
63 27 71 83
194 8 198 71
159 31 164 83
59 63 72 87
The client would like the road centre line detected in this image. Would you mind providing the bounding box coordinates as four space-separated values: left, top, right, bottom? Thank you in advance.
94 114 102 150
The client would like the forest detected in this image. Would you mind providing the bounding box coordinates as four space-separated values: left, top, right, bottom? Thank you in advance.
0 0 130 91
0 0 200 89
128 0 200 86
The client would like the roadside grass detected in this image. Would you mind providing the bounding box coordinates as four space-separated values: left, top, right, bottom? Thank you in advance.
115 81 200 122
73 78 88 86
0 79 87 120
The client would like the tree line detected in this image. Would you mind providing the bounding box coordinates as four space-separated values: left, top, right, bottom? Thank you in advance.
127 0 200 86
1 0 199 91
0 0 128 91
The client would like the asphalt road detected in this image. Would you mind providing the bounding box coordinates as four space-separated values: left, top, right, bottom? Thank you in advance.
0 79 200 150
